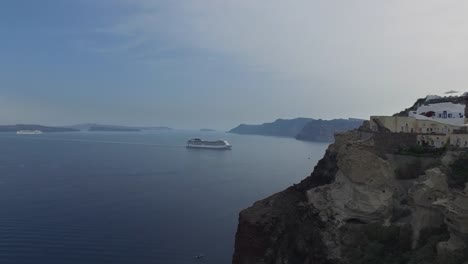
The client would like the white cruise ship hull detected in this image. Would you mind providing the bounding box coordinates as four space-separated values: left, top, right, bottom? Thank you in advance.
187 144 232 149
186 138 232 149
16 130 43 135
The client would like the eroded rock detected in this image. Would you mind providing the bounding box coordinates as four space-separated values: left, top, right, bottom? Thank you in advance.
233 130 468 264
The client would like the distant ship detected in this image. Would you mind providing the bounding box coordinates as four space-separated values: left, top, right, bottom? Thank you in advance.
187 138 232 149
16 130 43 135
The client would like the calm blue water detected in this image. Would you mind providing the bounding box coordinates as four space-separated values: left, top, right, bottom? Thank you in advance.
0 131 328 264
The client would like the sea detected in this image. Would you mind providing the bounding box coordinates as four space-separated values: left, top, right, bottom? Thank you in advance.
0 131 329 264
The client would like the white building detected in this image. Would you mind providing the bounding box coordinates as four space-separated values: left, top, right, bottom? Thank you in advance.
409 102 466 126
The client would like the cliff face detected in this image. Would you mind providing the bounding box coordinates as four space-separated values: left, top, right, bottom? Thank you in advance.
233 149 339 264
233 129 468 264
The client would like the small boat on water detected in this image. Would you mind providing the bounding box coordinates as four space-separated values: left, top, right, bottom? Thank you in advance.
16 130 43 135
187 138 232 149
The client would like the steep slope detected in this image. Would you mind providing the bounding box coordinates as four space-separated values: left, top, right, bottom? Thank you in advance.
233 127 468 264
233 148 339 264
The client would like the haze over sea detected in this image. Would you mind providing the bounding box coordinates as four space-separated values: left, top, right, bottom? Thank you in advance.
0 131 327 264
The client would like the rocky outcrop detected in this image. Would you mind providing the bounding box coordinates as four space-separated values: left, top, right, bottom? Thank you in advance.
307 144 396 225
233 129 468 264
408 168 448 248
232 149 340 264
434 183 468 261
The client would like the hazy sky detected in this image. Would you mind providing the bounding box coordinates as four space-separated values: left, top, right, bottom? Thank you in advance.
1 0 468 129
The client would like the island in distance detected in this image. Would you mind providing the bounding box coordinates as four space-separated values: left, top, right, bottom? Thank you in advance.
0 124 173 133
69 124 173 132
200 128 216 132
0 124 79 133
229 117 364 142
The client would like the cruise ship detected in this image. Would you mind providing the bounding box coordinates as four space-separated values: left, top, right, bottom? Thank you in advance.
186 138 232 149
16 130 43 135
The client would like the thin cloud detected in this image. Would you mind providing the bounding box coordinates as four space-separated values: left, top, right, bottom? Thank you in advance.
98 0 468 81
85 0 468 120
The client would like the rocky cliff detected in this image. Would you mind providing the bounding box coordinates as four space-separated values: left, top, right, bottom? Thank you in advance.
233 126 468 263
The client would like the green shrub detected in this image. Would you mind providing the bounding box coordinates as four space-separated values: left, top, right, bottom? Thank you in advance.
449 153 468 189
397 146 446 157
395 159 423 180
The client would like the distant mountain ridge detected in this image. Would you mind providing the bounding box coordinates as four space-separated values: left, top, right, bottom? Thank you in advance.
229 118 364 142
229 118 313 138
68 124 172 132
88 125 141 132
0 123 173 132
0 124 78 132
295 118 364 142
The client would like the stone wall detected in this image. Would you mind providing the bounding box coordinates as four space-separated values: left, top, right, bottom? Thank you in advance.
334 130 374 145
418 134 450 148
372 132 418 151
335 130 418 151
371 116 460 134
450 134 468 148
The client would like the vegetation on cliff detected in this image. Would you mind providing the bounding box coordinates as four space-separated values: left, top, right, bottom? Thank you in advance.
448 153 468 189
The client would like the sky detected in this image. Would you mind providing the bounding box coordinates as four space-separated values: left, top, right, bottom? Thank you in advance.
1 0 468 130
